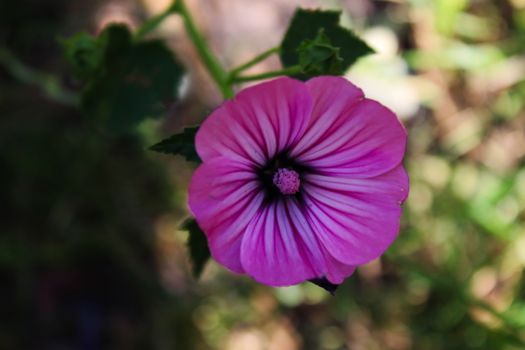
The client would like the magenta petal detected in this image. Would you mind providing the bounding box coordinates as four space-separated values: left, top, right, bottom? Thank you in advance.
324 253 356 285
188 157 263 273
240 197 357 286
304 165 409 204
302 166 409 266
293 88 406 178
291 76 364 157
240 199 324 286
196 77 313 165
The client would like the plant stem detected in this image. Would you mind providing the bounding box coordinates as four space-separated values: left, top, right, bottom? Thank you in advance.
0 47 78 106
175 0 233 99
232 65 302 83
228 46 280 80
134 2 178 40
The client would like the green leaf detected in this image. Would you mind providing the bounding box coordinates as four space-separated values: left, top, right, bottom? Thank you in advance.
64 24 185 134
149 126 201 163
280 9 373 79
297 28 344 76
308 277 339 295
60 32 102 79
181 218 210 279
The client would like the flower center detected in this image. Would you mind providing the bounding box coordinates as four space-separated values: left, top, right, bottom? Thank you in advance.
272 168 301 195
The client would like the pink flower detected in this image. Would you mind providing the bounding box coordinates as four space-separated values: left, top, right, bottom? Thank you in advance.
188 76 408 287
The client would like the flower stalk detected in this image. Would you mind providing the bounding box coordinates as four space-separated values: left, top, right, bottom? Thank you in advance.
227 46 280 81
174 0 234 99
134 2 178 40
231 65 302 83
136 3 301 96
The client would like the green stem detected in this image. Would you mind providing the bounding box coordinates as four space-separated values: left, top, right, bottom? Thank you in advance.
228 46 280 80
175 0 233 99
232 65 302 83
134 2 178 40
0 47 78 106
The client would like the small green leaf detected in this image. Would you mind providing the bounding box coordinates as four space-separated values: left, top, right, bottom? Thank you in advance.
281 9 373 79
60 32 102 79
149 126 201 163
297 28 344 76
308 277 339 295
181 218 210 279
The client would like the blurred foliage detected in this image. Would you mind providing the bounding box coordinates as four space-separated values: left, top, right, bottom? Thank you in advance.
0 87 206 348
1 0 525 349
65 24 184 134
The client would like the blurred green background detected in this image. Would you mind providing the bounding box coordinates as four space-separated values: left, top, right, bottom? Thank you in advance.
1 0 525 349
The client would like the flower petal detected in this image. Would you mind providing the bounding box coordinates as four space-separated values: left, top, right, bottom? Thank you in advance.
239 196 359 286
304 165 409 204
196 77 312 165
292 77 406 177
240 199 324 286
286 200 357 284
290 76 364 157
324 254 357 285
188 157 263 273
302 166 409 266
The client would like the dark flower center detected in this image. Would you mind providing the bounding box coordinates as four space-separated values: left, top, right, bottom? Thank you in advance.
256 152 310 201
273 168 300 195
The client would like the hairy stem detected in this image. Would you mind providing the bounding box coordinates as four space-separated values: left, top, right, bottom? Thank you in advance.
134 2 178 40
175 0 233 99
231 65 302 83
228 46 280 80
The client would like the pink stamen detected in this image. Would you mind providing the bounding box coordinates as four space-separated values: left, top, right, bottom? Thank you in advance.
273 168 301 195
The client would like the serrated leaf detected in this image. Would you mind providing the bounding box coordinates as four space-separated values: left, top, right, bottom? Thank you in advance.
180 218 210 279
297 28 344 76
281 9 373 79
64 24 185 134
308 277 339 295
149 126 201 163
